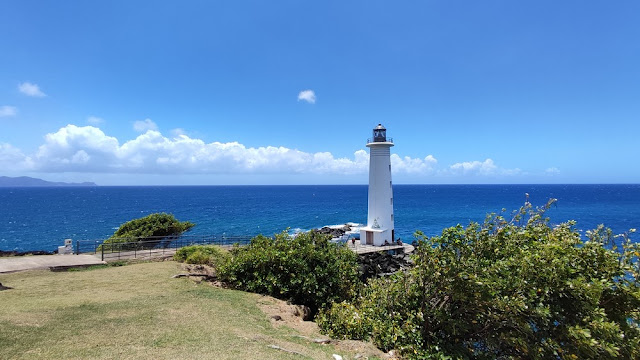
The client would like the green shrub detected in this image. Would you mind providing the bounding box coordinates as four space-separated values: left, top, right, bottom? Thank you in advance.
316 301 371 340
99 213 194 251
217 230 360 316
319 200 640 359
174 245 230 267
174 245 201 262
185 251 211 265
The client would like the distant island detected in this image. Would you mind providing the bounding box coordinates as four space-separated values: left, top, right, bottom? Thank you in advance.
0 176 97 187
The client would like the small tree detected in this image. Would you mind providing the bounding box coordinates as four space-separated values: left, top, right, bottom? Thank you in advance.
318 200 640 359
100 213 194 251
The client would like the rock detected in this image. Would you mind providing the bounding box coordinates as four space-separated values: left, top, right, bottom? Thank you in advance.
0 282 12 291
332 355 343 360
268 344 304 356
316 226 346 238
292 305 312 321
271 315 283 321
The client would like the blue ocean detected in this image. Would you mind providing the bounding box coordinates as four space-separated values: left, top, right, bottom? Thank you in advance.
0 184 638 252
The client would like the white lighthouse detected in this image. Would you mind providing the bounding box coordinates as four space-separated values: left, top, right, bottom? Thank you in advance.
360 124 395 246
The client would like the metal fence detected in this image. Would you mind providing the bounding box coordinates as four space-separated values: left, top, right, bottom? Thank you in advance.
75 234 253 261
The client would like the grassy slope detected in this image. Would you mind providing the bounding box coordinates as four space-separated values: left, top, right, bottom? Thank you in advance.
0 262 353 360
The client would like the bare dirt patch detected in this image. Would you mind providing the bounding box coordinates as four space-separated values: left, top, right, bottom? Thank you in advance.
257 295 391 359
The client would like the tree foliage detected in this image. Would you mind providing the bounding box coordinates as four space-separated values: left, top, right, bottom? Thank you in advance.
318 200 640 359
217 230 360 316
100 213 194 251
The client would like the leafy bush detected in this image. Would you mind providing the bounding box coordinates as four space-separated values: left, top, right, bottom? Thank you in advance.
217 230 360 316
184 251 211 265
316 301 371 340
174 245 202 262
174 245 230 267
99 213 194 251
319 200 640 359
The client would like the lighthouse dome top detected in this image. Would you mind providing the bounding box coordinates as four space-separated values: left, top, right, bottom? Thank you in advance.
368 123 393 144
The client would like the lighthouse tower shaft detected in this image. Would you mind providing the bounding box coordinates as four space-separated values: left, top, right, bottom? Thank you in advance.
360 124 395 246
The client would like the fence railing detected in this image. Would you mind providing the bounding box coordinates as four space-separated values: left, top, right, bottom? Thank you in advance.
76 234 253 261
367 137 393 144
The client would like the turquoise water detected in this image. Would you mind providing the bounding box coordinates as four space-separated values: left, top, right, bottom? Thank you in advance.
1 184 638 252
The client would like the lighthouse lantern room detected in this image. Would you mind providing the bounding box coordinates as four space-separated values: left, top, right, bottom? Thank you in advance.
360 124 395 246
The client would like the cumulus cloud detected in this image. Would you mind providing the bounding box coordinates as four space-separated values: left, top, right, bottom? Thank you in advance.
0 105 17 117
297 90 316 104
1 124 534 182
391 154 437 174
448 158 522 177
133 118 158 133
449 159 497 175
87 116 104 125
0 143 32 170
0 124 444 177
33 125 120 172
18 82 46 97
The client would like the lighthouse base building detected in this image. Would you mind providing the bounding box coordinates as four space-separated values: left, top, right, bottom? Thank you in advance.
360 124 395 246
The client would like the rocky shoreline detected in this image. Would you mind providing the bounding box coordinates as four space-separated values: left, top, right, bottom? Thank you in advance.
357 250 414 281
315 224 352 238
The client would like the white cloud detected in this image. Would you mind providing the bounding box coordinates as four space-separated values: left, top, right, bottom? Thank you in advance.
1 125 537 183
133 118 158 133
0 143 32 170
297 90 316 104
391 154 437 174
545 167 560 175
449 159 497 175
87 116 104 125
33 125 120 172
447 158 523 177
18 82 46 97
0 124 442 177
501 168 523 176
0 105 17 117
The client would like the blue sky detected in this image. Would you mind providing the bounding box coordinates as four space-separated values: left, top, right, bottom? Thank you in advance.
0 1 638 185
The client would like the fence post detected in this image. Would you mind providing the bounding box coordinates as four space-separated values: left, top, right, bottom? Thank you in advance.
101 243 104 261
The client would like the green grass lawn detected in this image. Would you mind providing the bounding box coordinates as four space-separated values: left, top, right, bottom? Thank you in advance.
0 261 366 359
